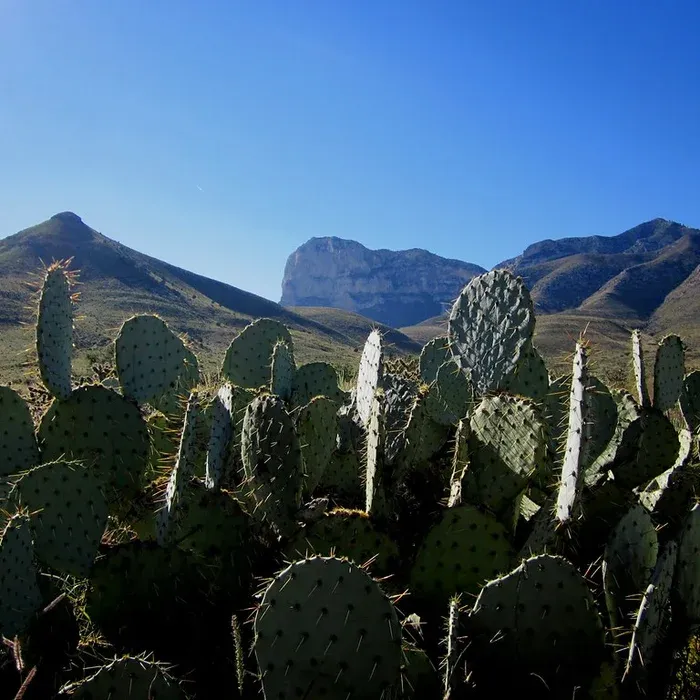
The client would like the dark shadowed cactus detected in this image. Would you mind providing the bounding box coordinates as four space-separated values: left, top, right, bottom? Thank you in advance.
653 334 685 412
675 504 700 625
0 386 39 477
680 369 700 433
253 555 402 699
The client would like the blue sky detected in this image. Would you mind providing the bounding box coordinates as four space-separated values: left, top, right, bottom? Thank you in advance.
1 1 699 301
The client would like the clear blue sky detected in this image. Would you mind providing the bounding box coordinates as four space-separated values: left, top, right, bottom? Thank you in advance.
1 1 699 301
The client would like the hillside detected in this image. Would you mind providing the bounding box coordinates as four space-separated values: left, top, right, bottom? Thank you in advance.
281 236 486 327
0 213 400 381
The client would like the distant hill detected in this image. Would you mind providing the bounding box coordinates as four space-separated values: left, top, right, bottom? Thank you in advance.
0 212 407 380
281 236 486 328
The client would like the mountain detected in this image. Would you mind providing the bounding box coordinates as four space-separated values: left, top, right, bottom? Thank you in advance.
0 212 406 380
280 236 486 328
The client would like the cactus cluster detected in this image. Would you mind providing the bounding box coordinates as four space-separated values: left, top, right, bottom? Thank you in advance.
1 260 700 699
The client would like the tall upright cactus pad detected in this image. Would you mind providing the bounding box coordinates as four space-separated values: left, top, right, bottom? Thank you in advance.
443 596 464 698
222 318 293 389
285 508 399 577
0 514 43 639
419 337 451 384
296 396 337 495
291 361 345 407
11 460 108 577
467 554 605 692
603 503 659 630
270 339 295 401
157 391 201 545
465 394 549 516
356 329 383 427
624 540 677 685
115 314 192 405
675 504 700 624
0 386 39 477
448 270 535 394
365 391 388 518
653 334 685 412
447 419 470 507
680 370 700 433
254 556 402 699
241 394 303 536
204 383 235 490
632 330 650 408
57 656 186 699
410 504 514 604
556 342 589 524
36 261 75 400
38 385 150 505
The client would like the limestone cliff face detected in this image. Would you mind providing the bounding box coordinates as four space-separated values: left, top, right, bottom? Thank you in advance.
280 237 486 328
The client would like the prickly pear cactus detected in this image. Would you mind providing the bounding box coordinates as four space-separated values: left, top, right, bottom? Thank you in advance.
0 514 43 639
447 419 469 507
680 369 700 433
419 336 451 384
150 344 201 418
0 386 39 477
443 596 464 697
424 361 471 426
603 503 658 629
115 314 191 406
356 329 383 427
632 329 650 408
241 393 303 536
37 385 150 506
36 261 75 400
270 339 295 401
448 270 535 394
296 396 338 495
675 504 700 624
383 372 419 464
365 391 388 518
502 344 550 402
467 554 605 693
556 342 589 524
465 394 549 516
11 460 108 577
57 656 186 698
410 504 514 604
222 317 293 389
291 361 345 406
204 383 235 490
254 555 402 699
653 334 685 412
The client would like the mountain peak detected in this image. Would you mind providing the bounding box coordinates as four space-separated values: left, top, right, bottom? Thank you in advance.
50 211 84 224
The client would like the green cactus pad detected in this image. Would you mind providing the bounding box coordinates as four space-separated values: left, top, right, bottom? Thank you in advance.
653 334 685 412
157 391 201 545
11 460 108 577
204 384 235 490
297 396 338 495
383 372 419 464
356 329 383 427
419 337 451 384
115 314 191 406
150 344 201 418
466 394 549 515
0 386 39 477
57 656 186 699
624 540 677 683
36 262 74 400
410 504 515 604
37 385 150 504
502 344 550 402
448 270 535 394
467 554 605 691
241 394 303 536
254 555 402 699
270 339 295 401
0 514 42 639
221 317 293 389
285 508 399 577
675 504 700 624
317 451 363 503
424 361 471 426
291 361 345 407
680 370 700 432
603 503 658 629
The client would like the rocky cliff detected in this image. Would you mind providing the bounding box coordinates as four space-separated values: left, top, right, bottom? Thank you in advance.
280 237 486 328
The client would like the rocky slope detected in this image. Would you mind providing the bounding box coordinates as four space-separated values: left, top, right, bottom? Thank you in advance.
280 236 486 328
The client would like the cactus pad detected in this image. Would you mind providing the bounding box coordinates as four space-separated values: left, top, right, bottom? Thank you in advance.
425 361 471 426
419 337 451 384
675 504 700 624
222 317 293 389
204 383 235 490
653 334 685 412
356 329 383 427
254 555 402 699
680 370 700 432
0 386 39 477
296 396 337 495
410 504 514 603
36 262 74 400
502 344 550 402
12 460 108 577
448 270 535 394
270 339 295 400
291 361 344 406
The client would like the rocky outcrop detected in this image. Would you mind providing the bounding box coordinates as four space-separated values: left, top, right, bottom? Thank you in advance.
280 237 486 328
